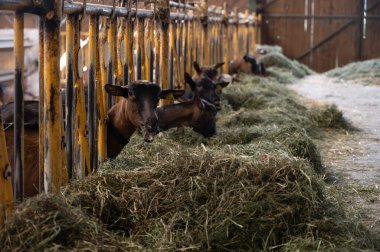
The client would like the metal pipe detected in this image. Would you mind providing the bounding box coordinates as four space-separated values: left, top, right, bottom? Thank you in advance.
65 14 74 181
88 15 98 173
72 15 90 178
43 0 62 193
159 0 170 105
13 12 24 202
95 16 106 164
38 17 44 192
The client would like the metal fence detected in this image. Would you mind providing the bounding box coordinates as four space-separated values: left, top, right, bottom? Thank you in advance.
0 0 260 226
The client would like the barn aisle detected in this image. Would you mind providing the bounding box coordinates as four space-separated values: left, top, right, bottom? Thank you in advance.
291 74 380 233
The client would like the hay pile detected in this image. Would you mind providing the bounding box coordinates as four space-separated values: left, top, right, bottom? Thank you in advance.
255 45 315 83
326 59 380 80
1 72 378 251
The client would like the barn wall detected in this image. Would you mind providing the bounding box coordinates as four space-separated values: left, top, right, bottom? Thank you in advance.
261 0 380 72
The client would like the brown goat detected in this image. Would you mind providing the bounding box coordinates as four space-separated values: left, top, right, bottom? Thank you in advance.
180 72 229 110
192 61 225 81
1 83 184 196
105 82 184 158
228 54 267 76
157 94 217 138
2 101 40 197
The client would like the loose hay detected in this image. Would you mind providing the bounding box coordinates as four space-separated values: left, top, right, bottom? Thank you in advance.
326 59 380 80
1 66 378 251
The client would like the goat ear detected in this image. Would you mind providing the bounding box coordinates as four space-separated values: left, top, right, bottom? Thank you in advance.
105 84 129 97
184 72 197 91
216 81 229 89
243 54 249 62
160 89 185 99
193 61 202 74
213 62 225 69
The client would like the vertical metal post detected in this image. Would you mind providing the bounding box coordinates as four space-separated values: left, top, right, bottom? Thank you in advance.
96 16 106 164
38 17 45 192
137 17 144 80
200 0 209 65
88 15 98 172
72 15 91 178
126 14 134 82
117 19 125 84
107 17 116 107
245 10 249 54
223 3 229 73
154 14 161 83
0 121 13 226
233 8 239 57
13 12 24 202
99 20 108 108
44 0 63 193
148 18 155 82
159 0 170 105
144 17 153 81
251 12 256 53
66 15 75 181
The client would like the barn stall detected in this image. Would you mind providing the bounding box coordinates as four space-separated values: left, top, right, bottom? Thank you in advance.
0 0 380 251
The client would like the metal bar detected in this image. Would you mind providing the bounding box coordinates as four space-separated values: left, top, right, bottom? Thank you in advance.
13 12 24 202
88 15 97 173
65 14 74 181
358 0 364 61
154 11 161 83
99 20 108 113
200 0 209 65
107 17 116 107
43 0 62 193
38 17 44 193
137 17 145 80
117 18 125 85
148 17 154 82
72 15 90 178
95 16 106 164
126 14 134 82
159 0 170 105
0 0 45 14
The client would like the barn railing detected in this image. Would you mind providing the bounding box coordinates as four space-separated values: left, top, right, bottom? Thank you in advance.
0 0 261 226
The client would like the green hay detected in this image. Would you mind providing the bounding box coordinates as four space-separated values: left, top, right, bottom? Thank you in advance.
1 68 377 251
326 59 380 80
0 195 139 251
260 52 315 80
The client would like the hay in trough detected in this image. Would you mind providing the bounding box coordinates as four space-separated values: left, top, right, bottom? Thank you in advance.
326 59 380 80
260 52 314 80
0 195 139 251
1 71 377 251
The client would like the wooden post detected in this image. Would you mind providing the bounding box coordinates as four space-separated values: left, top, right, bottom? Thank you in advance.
13 12 24 201
44 0 63 193
159 0 170 105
